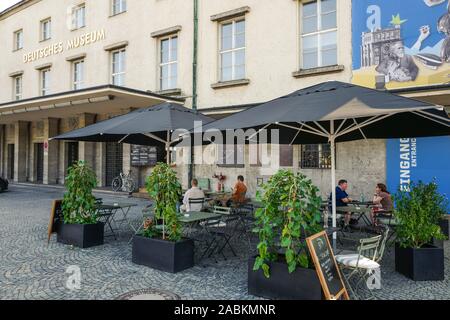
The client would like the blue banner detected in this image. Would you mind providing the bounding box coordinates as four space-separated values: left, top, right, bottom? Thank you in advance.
386 136 450 212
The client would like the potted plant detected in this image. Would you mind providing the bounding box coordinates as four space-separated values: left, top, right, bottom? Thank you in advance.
394 181 447 281
57 161 103 248
249 170 323 300
132 163 194 273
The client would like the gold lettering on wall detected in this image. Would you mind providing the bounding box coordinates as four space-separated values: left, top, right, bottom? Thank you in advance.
23 29 106 63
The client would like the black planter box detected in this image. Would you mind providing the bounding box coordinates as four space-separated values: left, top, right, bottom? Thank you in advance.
248 256 322 300
439 217 450 238
57 222 104 248
132 236 194 273
395 243 444 281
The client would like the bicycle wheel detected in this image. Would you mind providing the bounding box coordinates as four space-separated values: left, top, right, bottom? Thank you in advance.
112 177 122 192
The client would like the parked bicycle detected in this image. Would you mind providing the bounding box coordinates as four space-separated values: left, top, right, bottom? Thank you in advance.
112 170 136 193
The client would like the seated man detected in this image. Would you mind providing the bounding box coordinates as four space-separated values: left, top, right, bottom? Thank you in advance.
180 179 205 212
329 179 353 229
227 175 248 207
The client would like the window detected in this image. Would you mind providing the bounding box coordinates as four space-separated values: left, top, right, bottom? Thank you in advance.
72 3 86 30
219 19 245 82
300 144 331 169
40 18 51 41
73 60 84 90
160 36 178 91
279 145 294 167
13 76 23 101
14 29 23 50
111 49 126 86
112 0 127 15
300 0 337 69
40 69 51 96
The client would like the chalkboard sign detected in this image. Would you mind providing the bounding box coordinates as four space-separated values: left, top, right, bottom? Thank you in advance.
47 200 63 244
130 145 158 167
306 231 349 300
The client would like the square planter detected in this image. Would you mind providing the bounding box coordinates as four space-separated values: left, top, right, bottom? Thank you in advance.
132 235 194 273
395 243 444 281
57 222 104 249
439 217 450 238
248 256 322 300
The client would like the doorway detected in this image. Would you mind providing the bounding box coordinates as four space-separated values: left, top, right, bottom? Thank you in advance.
35 143 44 183
67 142 79 168
105 142 123 186
7 144 14 180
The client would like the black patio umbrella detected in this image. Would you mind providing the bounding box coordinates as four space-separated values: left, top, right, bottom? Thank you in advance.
201 81 450 245
51 102 215 164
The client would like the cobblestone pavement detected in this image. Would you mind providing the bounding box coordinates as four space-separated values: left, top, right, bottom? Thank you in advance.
0 185 449 300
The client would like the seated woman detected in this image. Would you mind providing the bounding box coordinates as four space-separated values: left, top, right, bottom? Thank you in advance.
371 183 393 225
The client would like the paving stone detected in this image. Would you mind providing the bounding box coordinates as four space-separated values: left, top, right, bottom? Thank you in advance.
1 185 449 300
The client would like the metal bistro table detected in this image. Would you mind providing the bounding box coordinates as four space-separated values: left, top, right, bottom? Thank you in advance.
96 202 138 239
178 211 224 262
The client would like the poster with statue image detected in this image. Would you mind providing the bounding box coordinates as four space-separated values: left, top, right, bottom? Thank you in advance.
352 0 450 89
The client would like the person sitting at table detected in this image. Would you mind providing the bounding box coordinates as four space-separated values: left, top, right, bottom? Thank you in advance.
371 183 393 225
226 175 248 207
329 179 353 229
180 179 205 212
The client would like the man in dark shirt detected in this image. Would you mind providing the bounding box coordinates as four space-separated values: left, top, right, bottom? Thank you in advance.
330 179 353 228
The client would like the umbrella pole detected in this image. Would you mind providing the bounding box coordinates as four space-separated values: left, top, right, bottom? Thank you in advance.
330 123 337 252
166 131 171 165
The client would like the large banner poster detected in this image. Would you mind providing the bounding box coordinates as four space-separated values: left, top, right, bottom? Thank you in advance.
352 0 450 89
386 137 450 211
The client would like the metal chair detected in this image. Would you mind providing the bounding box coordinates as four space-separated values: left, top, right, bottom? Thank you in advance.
335 235 382 300
187 197 205 212
128 203 154 244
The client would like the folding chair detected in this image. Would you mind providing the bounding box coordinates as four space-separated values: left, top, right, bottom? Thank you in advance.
335 235 382 300
188 197 205 212
128 203 154 244
375 211 397 250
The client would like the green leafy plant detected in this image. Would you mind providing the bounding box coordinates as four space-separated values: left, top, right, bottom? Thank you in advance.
145 163 182 242
253 170 322 278
394 181 448 249
62 160 98 224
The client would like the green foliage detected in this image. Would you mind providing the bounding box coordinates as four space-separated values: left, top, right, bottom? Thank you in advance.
253 170 323 278
62 160 98 224
394 181 448 249
145 163 182 242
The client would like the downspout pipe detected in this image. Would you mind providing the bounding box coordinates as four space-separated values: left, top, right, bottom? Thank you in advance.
188 0 199 188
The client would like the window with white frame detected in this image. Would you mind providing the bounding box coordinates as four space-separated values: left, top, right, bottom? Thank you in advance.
14 29 23 50
160 36 178 91
219 18 245 82
112 0 127 15
40 69 51 96
73 60 85 90
300 0 337 69
40 18 51 41
13 76 23 101
72 3 86 30
111 49 126 86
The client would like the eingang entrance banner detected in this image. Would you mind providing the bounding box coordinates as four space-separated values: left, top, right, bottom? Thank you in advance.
386 136 450 212
352 0 450 89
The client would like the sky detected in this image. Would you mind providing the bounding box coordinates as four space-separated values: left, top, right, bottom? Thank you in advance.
0 0 21 12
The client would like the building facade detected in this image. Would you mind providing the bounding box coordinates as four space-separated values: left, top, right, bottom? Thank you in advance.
0 0 449 198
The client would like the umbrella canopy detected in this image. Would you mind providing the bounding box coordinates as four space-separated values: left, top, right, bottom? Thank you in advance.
51 102 215 163
203 81 450 144
201 81 450 248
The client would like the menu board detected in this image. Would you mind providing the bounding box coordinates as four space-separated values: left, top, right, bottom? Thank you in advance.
130 145 158 167
306 231 349 300
47 200 63 244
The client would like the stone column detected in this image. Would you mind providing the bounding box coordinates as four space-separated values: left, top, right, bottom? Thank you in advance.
78 113 96 170
43 118 59 185
0 125 4 177
14 121 29 182
95 142 106 187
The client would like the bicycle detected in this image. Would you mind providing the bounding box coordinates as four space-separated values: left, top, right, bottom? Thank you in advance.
112 170 136 193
